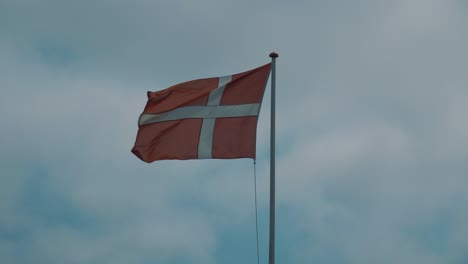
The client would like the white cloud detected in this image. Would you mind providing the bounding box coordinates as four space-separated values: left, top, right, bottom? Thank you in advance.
1 0 468 263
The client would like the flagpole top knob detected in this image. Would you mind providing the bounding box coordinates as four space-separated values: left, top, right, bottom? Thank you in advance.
269 52 279 58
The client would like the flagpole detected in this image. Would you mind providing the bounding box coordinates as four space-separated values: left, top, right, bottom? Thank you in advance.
269 51 278 264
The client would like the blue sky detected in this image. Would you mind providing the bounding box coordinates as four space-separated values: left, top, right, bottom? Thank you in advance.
1 0 468 263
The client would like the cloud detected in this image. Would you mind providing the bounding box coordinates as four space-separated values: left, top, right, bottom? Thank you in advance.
1 0 468 263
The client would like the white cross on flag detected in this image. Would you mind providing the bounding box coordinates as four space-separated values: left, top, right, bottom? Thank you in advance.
132 63 271 162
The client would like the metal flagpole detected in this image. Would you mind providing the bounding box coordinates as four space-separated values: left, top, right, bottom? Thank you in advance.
269 51 278 264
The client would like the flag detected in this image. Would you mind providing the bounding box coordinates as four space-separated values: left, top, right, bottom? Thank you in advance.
132 63 271 162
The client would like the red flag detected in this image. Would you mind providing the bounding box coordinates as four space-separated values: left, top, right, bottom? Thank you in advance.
132 63 271 162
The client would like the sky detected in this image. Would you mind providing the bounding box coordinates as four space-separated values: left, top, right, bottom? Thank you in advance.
1 0 468 263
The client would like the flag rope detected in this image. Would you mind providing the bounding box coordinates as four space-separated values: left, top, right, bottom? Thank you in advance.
253 159 260 264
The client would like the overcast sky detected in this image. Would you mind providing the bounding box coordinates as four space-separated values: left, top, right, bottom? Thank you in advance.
1 0 468 263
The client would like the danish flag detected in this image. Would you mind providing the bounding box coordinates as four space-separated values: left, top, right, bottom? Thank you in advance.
132 63 271 162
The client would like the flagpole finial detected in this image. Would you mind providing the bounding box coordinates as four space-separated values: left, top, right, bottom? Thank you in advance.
269 52 279 58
